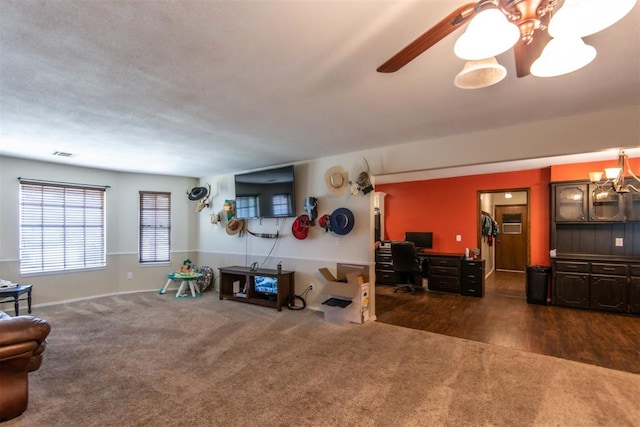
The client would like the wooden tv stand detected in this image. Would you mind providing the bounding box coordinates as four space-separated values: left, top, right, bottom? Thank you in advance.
218 266 294 311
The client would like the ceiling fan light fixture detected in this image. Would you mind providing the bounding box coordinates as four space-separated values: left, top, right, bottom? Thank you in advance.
454 57 507 89
454 8 520 60
530 37 597 77
549 0 637 38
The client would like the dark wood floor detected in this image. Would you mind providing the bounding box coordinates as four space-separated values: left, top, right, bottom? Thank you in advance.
375 271 640 374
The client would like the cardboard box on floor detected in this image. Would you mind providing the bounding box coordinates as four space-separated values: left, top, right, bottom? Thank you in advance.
319 263 370 324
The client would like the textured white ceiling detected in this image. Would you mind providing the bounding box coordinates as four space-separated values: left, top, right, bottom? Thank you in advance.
1 1 639 178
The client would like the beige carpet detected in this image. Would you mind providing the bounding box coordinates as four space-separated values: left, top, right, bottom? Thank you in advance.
5 291 640 426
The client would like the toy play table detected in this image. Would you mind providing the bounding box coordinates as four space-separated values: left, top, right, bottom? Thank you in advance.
160 273 202 298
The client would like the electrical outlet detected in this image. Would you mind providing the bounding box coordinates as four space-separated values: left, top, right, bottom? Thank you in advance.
615 237 624 247
127 272 133 279
456 235 462 242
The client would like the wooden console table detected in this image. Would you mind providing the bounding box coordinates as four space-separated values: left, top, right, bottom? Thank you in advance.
218 266 294 311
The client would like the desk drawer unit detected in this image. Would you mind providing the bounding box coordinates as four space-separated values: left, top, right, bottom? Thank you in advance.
461 260 485 297
375 243 396 285
427 255 461 293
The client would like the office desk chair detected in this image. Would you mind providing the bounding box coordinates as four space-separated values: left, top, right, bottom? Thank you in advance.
391 241 422 294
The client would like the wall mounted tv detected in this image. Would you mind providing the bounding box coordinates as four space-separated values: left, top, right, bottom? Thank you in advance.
405 231 433 250
234 165 296 219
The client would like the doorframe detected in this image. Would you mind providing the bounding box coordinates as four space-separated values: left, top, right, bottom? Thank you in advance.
476 188 531 274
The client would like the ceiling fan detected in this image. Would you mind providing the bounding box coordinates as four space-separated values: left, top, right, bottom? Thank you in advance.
377 0 636 88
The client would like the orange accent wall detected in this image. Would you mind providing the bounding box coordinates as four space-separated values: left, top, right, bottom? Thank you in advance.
377 168 551 266
550 156 640 182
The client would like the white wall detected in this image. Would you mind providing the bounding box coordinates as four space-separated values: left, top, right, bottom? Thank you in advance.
196 153 375 314
0 156 198 308
1 104 638 317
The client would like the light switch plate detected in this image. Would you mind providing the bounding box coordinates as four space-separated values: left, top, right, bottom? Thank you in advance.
615 238 624 247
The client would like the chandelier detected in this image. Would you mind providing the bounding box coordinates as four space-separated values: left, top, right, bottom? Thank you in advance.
588 151 640 193
453 0 637 87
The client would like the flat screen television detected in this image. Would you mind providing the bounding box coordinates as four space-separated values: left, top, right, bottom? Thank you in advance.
405 231 433 250
254 275 278 295
234 165 295 219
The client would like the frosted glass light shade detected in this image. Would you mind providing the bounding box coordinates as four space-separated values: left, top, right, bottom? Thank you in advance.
549 0 637 38
454 8 520 60
589 171 604 182
605 167 622 179
530 37 596 77
454 57 507 89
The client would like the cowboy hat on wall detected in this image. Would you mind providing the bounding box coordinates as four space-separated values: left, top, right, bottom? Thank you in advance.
324 165 348 196
319 207 355 236
226 217 244 236
187 183 212 212
292 214 311 240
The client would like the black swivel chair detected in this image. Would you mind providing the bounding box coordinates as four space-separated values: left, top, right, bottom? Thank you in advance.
391 241 423 294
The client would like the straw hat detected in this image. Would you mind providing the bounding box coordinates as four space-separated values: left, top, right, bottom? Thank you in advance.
324 165 348 195
226 218 244 235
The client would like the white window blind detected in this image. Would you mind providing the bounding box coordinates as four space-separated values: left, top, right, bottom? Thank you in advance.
139 192 171 263
19 181 106 274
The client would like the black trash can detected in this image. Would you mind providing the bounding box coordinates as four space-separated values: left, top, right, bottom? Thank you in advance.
526 265 550 305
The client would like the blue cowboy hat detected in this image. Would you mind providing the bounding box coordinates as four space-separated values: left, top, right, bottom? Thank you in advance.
329 207 355 235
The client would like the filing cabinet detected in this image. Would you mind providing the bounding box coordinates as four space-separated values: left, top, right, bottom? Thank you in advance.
461 259 485 297
375 241 396 285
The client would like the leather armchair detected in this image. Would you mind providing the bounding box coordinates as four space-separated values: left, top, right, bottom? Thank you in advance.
0 311 50 421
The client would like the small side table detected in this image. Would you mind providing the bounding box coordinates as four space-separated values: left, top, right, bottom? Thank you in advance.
0 284 33 316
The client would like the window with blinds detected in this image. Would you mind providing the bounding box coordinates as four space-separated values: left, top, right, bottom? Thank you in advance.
236 196 258 219
139 192 171 263
19 181 106 274
272 194 291 216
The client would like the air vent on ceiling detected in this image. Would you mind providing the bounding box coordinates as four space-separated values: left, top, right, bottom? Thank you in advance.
52 151 74 157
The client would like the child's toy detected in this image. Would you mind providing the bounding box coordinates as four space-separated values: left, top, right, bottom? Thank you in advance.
177 259 194 274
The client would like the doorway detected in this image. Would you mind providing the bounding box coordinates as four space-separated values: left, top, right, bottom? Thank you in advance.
478 190 530 276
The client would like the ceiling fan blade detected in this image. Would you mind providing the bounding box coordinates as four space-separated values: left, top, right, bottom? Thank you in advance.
377 2 477 73
513 16 552 77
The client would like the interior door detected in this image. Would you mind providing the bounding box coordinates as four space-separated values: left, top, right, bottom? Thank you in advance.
495 205 528 271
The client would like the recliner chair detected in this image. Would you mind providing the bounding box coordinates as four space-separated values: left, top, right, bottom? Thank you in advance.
0 311 50 422
391 241 423 294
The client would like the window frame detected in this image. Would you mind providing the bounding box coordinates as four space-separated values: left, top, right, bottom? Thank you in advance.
139 191 171 264
19 180 107 275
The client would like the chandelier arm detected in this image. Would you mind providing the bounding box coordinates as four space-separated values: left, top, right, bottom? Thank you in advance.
623 154 640 184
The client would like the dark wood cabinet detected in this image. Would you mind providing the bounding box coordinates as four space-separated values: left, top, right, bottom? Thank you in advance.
461 259 485 297
629 264 640 314
375 242 396 285
553 182 638 223
590 274 627 312
219 266 294 311
629 277 640 314
427 254 462 293
554 271 590 308
554 184 588 222
550 181 639 316
627 193 640 221
589 184 624 221
552 259 638 314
